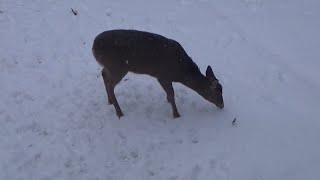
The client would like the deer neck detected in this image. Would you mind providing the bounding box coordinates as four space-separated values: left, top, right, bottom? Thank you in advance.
181 73 208 95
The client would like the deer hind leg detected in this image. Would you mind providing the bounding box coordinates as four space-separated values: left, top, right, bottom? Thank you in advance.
101 67 127 119
158 79 181 118
101 69 113 104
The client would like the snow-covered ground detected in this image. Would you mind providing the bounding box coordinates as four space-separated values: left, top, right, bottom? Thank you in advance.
1 0 320 179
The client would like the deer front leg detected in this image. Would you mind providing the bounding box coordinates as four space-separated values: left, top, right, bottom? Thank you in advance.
158 79 181 118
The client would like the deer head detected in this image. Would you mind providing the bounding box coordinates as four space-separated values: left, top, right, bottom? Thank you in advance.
203 66 224 108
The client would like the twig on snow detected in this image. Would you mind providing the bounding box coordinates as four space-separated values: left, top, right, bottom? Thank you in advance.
71 8 78 16
232 118 237 127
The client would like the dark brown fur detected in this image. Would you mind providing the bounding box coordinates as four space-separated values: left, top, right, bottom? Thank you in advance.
92 29 224 118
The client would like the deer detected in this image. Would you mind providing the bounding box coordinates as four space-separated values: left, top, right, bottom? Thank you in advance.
92 29 224 119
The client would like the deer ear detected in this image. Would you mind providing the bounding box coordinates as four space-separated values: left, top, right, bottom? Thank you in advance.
206 65 216 80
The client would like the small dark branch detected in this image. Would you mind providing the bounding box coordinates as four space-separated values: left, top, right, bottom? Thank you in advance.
232 118 237 127
71 8 78 16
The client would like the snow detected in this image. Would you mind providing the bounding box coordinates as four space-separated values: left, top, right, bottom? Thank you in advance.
1 0 320 179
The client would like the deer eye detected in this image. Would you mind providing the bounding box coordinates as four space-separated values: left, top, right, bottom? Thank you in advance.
215 83 222 93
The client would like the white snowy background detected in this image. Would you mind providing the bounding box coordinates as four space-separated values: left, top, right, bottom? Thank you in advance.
1 0 320 179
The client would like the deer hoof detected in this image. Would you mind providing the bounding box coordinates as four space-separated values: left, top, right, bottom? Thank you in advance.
173 112 180 119
108 99 113 105
116 111 124 119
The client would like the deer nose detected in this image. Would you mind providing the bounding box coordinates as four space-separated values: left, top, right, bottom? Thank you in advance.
218 102 224 109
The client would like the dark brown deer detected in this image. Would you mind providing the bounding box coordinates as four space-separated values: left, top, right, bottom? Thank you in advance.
92 29 224 119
